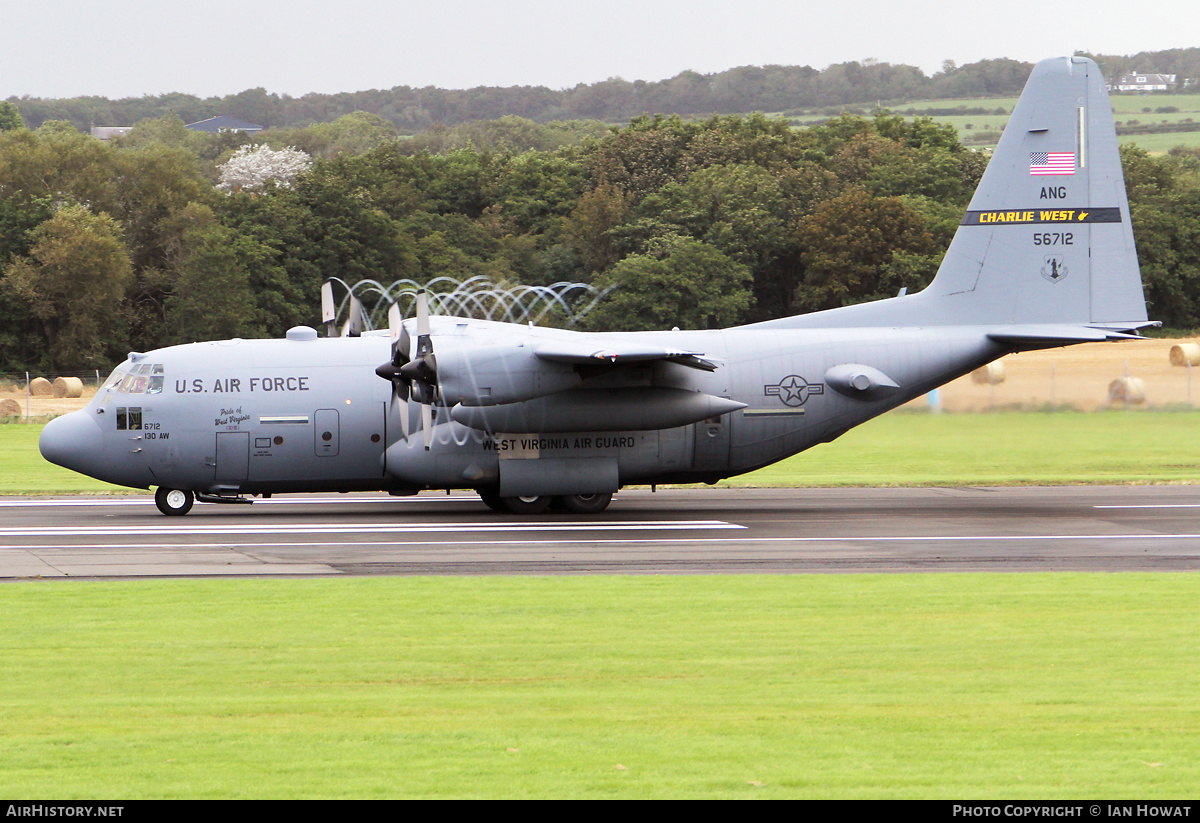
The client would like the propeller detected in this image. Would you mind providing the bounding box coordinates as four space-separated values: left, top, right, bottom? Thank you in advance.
341 294 365 338
322 279 365 338
320 280 336 338
375 290 438 449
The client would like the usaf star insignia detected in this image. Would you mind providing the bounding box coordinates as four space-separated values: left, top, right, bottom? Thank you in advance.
764 375 824 407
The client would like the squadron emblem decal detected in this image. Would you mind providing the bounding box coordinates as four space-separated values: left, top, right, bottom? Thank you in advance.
765 375 825 407
1041 255 1069 283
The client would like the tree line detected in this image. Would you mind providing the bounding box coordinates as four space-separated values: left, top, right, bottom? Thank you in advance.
8 49 1198 137
0 103 1198 372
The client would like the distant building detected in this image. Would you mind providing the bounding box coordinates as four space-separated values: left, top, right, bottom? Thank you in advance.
90 126 133 140
1108 73 1177 92
184 116 263 134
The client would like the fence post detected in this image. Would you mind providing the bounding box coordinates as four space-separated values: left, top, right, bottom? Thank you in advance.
25 371 30 423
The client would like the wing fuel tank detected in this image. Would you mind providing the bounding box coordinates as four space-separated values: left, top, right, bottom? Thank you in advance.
450 387 746 433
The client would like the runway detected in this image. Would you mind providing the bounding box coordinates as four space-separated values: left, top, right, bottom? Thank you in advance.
3 486 1200 579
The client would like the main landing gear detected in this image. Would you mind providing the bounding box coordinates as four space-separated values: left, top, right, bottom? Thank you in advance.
477 490 613 515
154 487 194 516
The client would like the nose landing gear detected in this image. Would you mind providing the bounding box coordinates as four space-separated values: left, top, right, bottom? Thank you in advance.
154 487 194 516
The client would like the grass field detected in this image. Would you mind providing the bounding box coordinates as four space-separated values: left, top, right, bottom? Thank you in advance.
5 412 1199 798
2 574 1198 798
785 92 1200 152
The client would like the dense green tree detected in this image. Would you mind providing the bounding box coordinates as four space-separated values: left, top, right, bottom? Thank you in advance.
1122 145 1200 329
164 216 284 344
0 102 23 131
0 194 53 367
278 111 400 158
1 205 134 369
585 235 753 331
216 163 417 330
563 183 632 274
793 188 938 313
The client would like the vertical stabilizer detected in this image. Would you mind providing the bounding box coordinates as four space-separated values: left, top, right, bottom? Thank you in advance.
755 56 1148 334
924 56 1147 328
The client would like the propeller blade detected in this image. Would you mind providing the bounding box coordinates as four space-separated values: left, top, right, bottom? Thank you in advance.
341 294 364 338
422 403 433 450
397 321 410 364
387 302 402 346
377 300 411 437
320 280 336 337
416 289 430 337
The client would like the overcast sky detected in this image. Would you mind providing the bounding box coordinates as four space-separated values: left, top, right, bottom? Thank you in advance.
4 0 1195 99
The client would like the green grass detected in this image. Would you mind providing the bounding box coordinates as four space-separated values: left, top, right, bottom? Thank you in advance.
7 409 1200 495
785 92 1200 152
6 417 1200 798
1 574 1197 798
0 422 126 494
724 409 1200 488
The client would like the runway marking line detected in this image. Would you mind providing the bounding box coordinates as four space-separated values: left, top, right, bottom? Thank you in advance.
0 496 468 507
7 533 1200 552
0 520 743 538
1094 504 1200 509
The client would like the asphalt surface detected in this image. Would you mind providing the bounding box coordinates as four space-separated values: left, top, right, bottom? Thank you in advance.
4 486 1200 579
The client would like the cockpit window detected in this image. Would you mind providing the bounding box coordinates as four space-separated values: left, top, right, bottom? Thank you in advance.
108 364 165 395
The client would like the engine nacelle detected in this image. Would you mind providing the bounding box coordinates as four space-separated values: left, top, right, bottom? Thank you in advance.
434 344 581 406
450 387 746 433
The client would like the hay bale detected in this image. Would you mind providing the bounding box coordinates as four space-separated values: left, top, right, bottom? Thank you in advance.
28 377 53 396
52 376 83 398
970 361 1006 385
1108 376 1146 405
1170 343 1200 367
0 398 21 417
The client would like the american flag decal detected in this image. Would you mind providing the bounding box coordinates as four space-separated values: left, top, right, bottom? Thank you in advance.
1030 151 1075 176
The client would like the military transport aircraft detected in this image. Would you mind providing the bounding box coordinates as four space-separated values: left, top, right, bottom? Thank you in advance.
41 57 1152 516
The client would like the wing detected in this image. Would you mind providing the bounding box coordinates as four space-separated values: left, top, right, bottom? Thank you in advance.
378 317 738 435
534 340 719 372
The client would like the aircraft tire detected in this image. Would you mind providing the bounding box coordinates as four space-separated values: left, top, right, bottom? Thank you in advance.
558 493 613 514
502 495 552 514
155 487 194 516
478 489 506 512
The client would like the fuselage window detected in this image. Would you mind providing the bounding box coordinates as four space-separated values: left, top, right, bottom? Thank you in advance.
115 407 143 430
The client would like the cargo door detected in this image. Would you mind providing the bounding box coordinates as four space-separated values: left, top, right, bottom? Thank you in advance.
215 432 250 482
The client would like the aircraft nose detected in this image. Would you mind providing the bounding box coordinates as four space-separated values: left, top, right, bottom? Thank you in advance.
39 411 106 477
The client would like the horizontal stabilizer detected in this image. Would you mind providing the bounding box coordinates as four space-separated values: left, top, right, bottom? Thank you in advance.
987 323 1156 349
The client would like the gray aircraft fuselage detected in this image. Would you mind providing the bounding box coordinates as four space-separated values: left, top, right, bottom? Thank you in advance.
44 323 1000 498
40 57 1153 514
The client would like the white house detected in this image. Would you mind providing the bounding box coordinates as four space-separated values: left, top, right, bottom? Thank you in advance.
1108 73 1177 92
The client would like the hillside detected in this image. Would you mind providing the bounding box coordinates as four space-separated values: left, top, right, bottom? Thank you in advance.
7 49 1198 135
